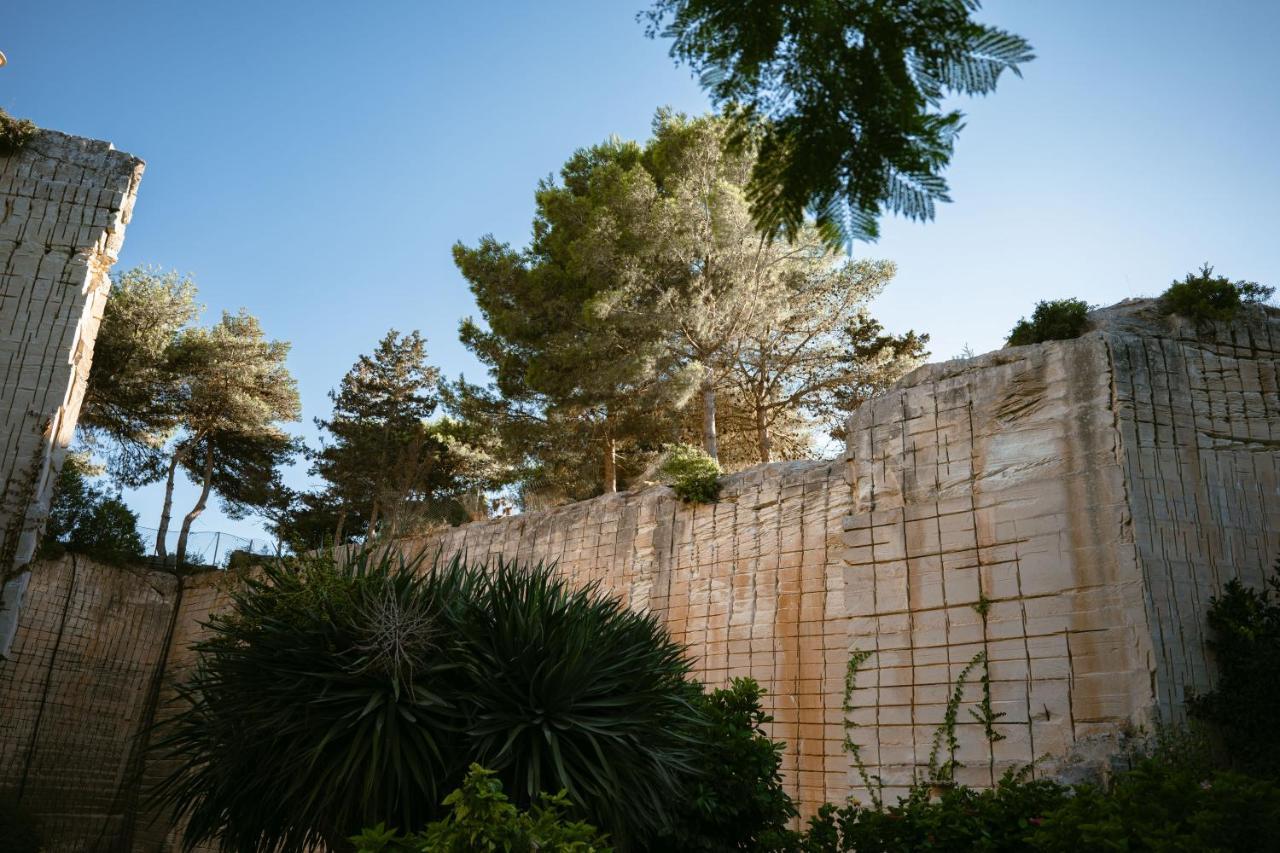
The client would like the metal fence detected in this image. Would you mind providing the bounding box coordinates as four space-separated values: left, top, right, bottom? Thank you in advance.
135 527 279 570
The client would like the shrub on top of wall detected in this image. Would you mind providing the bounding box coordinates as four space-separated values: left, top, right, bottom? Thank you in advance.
0 108 37 157
1006 298 1092 346
1158 263 1274 322
660 444 722 503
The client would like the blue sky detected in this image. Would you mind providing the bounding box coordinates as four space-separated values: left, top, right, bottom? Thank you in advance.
4 1 1278 549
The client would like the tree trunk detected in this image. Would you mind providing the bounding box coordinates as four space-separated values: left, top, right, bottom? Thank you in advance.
367 500 380 541
175 443 214 570
756 405 772 464
602 431 617 494
333 507 348 547
155 452 180 560
701 378 719 462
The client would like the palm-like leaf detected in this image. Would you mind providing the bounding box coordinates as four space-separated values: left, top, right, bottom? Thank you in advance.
456 560 700 842
152 550 475 852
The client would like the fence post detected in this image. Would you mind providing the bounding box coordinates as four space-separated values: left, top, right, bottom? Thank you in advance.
213 532 221 568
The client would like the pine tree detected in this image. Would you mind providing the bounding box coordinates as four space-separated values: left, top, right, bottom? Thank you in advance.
312 330 465 541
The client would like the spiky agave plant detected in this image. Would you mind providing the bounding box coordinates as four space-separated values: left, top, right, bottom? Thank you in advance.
456 560 701 843
153 549 476 852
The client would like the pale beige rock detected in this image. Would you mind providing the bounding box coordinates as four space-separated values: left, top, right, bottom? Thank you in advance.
0 130 144 657
1 302 1276 850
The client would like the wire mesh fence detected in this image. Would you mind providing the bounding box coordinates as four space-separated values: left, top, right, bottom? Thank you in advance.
135 527 279 570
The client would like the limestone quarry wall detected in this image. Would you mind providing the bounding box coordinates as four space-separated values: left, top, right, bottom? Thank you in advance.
397 461 854 811
0 555 177 850
1108 308 1280 715
0 130 144 656
1 305 1275 850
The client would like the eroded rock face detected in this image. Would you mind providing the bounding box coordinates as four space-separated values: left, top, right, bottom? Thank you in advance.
0 130 144 656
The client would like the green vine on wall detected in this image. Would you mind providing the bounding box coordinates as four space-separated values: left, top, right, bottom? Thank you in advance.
970 594 1006 748
925 652 982 784
0 109 37 157
842 647 883 808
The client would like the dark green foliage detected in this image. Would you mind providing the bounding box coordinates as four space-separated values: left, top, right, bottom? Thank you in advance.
0 794 42 853
645 0 1033 246
456 560 699 842
155 550 700 850
1030 759 1280 852
41 455 146 566
661 444 722 503
351 765 611 853
1158 263 1274 322
798 770 1069 852
0 107 37 156
658 678 799 852
1006 298 1091 346
1188 563 1280 778
154 550 476 852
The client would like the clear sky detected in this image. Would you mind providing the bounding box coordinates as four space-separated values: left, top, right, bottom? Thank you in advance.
4 1 1278 549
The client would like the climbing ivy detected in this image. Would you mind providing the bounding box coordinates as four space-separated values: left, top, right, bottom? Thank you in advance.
841 647 882 807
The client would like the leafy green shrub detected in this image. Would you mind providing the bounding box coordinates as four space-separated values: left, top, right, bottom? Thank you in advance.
1188 563 1280 778
661 444 722 503
799 770 1069 852
0 794 41 853
0 108 37 157
657 678 799 852
1159 263 1274 322
1006 298 1091 346
456 560 698 842
1030 759 1280 852
156 550 700 850
350 765 610 853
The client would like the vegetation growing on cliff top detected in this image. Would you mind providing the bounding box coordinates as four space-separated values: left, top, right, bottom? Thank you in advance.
1159 263 1274 323
1006 298 1091 346
0 107 36 156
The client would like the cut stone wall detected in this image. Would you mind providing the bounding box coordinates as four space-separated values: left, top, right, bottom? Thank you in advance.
1107 306 1280 717
399 461 853 812
2 302 1276 849
839 301 1280 800
0 554 177 851
0 130 144 656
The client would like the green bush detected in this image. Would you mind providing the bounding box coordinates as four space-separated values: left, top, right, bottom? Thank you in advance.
455 560 698 842
154 550 477 851
1030 759 1280 852
0 108 37 157
1159 263 1274 322
350 765 610 853
1188 562 1280 778
0 795 41 853
798 770 1069 852
1162 262 1269 322
657 678 799 852
41 454 146 566
1006 298 1091 346
155 549 701 850
661 444 722 503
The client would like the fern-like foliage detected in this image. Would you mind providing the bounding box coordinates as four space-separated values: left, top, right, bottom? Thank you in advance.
645 0 1034 247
